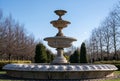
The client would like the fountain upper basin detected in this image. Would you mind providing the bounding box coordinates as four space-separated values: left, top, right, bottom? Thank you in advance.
50 20 71 28
44 36 77 48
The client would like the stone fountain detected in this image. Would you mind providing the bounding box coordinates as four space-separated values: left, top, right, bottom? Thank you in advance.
3 10 118 80
44 10 76 64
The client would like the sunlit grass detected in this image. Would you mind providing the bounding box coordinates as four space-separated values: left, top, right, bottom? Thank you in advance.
101 71 120 81
0 60 31 63
0 71 6 74
103 79 120 81
114 71 120 75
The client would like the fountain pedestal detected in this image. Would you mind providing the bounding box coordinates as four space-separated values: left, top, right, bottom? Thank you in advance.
52 48 68 64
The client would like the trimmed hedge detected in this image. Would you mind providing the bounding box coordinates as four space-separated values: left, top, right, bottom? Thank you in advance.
0 60 31 71
94 61 120 64
94 61 120 70
114 64 120 71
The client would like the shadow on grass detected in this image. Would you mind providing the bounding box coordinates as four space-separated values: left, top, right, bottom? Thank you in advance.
0 73 39 81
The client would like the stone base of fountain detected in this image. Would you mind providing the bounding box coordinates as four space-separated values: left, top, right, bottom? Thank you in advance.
3 63 117 80
6 70 114 79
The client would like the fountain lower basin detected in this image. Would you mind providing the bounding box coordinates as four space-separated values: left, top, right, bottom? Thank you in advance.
3 63 117 79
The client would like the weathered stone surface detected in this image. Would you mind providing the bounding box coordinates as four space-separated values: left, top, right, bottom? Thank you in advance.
44 36 76 48
3 64 117 79
3 64 118 71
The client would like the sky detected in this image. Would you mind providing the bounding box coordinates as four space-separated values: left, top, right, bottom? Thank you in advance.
0 0 119 52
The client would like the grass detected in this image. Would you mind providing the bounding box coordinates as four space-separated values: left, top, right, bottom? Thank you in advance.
0 60 31 64
102 71 120 81
114 71 120 74
0 71 120 81
0 71 6 74
104 79 120 81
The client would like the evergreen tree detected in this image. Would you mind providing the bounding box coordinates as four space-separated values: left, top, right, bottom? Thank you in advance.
34 43 47 63
46 49 54 63
80 42 88 63
69 49 79 63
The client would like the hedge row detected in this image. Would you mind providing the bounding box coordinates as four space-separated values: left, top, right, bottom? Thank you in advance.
0 60 31 71
94 61 120 70
94 61 120 64
115 64 120 71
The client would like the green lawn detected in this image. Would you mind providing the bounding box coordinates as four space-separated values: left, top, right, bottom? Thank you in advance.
0 71 6 74
0 71 120 81
114 71 120 75
104 79 120 81
102 71 120 81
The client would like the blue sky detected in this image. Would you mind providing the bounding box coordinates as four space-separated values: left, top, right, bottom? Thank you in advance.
0 0 119 52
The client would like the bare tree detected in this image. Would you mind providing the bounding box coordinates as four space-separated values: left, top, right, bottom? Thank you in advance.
0 11 36 61
5 16 15 60
100 17 112 60
85 1 120 61
88 29 99 62
109 11 120 60
65 45 76 56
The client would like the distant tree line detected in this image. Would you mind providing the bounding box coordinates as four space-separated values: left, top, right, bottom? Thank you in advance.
85 1 120 62
2 1 120 63
68 1 120 63
0 10 54 62
0 10 36 61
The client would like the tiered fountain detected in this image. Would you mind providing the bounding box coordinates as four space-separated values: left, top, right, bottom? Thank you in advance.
3 10 117 80
44 10 76 64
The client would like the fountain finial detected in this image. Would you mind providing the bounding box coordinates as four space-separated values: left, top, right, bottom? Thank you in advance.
50 10 70 36
54 10 67 20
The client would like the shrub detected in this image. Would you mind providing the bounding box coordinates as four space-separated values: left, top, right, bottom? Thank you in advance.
114 64 120 70
94 61 120 64
34 43 47 63
80 42 88 63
